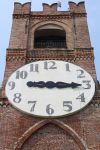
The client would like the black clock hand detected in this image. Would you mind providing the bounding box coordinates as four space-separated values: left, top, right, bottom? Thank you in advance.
27 81 81 89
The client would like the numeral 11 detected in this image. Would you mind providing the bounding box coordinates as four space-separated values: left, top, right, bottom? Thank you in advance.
66 63 70 71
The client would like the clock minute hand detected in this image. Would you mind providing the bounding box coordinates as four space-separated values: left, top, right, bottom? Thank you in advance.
56 82 81 89
27 81 81 89
69 82 82 89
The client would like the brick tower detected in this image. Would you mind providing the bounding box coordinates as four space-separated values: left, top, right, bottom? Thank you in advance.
0 1 100 150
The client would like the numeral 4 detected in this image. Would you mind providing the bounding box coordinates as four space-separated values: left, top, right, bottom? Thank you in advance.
76 93 85 102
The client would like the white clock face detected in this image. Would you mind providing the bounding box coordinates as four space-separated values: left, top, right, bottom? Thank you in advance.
5 60 95 118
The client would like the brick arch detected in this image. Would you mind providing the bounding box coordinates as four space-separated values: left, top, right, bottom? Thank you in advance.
35 23 65 32
31 20 69 32
15 119 88 150
30 20 74 50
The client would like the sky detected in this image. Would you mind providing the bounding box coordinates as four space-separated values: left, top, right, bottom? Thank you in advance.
0 0 100 86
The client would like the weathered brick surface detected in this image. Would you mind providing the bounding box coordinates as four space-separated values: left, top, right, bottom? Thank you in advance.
0 1 100 150
13 2 31 14
74 17 91 48
9 18 29 49
69 1 86 13
43 3 58 13
21 124 80 150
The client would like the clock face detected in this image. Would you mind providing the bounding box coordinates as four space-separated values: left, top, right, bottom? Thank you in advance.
5 60 95 118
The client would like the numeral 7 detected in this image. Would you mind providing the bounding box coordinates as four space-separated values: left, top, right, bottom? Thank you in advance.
28 101 37 112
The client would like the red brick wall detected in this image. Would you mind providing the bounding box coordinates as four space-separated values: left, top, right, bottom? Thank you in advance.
0 1 100 150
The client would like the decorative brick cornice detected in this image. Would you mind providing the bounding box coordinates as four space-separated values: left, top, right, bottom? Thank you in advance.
75 47 94 51
7 48 27 51
13 12 86 20
26 49 75 62
75 48 94 60
13 14 30 19
70 12 87 18
31 15 71 20
27 49 74 57
5 48 94 64
26 48 94 62
6 49 26 62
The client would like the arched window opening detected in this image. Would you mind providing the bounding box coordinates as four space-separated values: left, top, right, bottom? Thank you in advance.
34 25 66 48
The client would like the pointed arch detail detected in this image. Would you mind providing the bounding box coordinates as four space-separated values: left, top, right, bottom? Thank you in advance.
15 119 88 150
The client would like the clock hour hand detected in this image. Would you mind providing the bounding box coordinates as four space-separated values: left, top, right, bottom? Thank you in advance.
27 81 81 89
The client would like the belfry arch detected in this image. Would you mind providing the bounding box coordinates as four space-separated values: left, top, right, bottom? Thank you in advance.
34 24 66 48
30 21 74 49
15 120 88 150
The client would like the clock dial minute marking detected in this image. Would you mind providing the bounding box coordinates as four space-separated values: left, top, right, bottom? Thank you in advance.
26 81 82 89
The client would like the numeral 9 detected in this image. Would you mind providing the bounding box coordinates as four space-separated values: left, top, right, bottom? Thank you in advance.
8 81 15 90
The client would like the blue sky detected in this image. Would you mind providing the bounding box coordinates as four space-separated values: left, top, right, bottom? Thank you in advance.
0 0 100 85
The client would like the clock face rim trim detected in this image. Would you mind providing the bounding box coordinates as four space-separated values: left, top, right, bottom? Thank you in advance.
5 60 95 118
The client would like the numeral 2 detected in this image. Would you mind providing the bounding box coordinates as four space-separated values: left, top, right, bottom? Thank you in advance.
77 69 85 78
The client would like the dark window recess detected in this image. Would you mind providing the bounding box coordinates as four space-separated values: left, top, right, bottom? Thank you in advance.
34 28 67 48
34 36 66 48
